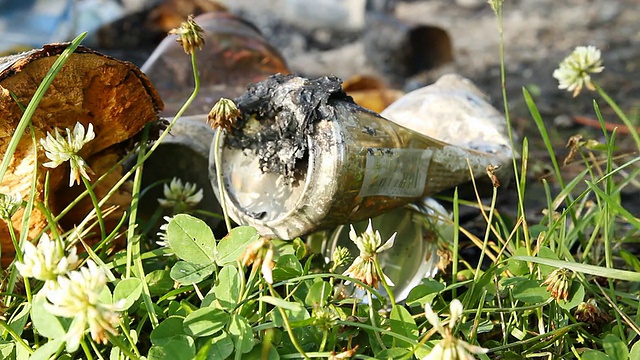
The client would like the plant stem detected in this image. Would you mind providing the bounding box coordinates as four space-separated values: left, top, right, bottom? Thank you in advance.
88 338 105 360
80 337 94 360
452 188 459 299
125 126 159 328
267 284 310 360
596 84 640 149
319 330 328 353
6 224 31 303
148 52 201 155
373 258 395 306
493 0 531 249
0 320 33 354
366 291 387 351
474 186 498 283
7 126 41 306
81 176 106 240
109 331 140 360
214 129 232 233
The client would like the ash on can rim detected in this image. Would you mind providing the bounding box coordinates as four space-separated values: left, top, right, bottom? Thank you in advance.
225 74 355 183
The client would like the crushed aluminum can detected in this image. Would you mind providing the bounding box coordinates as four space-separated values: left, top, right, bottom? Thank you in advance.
209 73 514 240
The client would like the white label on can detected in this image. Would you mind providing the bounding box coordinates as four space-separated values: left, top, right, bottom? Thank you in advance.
358 148 432 197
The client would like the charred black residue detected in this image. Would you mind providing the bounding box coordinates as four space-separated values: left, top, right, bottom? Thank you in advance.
366 148 393 156
363 126 377 136
226 74 354 182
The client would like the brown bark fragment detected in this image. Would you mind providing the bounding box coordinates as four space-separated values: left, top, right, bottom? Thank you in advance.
0 44 163 265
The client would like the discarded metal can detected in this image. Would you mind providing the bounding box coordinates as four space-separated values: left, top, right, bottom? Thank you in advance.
210 74 513 239
141 12 289 116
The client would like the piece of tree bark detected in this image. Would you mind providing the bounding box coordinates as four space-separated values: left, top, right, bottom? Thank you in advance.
0 44 164 266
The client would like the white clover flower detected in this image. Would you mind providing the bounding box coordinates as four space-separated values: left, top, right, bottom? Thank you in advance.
156 216 174 255
553 45 604 97
44 260 120 351
239 237 275 284
157 177 204 213
423 299 489 360
342 219 396 289
0 192 23 221
15 233 78 281
40 122 95 187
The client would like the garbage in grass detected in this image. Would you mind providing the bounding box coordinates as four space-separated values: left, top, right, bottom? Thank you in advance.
209 72 514 300
137 10 513 301
209 73 514 240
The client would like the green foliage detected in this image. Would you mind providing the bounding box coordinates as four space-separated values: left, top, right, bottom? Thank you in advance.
114 278 143 310
165 214 217 266
216 226 259 266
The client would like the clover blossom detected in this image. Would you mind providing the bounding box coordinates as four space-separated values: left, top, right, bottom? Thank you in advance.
0 192 23 221
15 233 78 281
342 219 396 289
208 98 241 131
553 45 604 97
574 298 613 333
239 237 276 284
423 299 489 360
157 177 203 213
542 268 573 301
330 246 352 273
169 14 205 54
44 260 120 351
40 122 95 187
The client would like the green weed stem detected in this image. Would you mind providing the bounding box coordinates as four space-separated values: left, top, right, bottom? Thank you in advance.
213 129 232 233
492 0 531 249
267 283 310 360
81 176 106 240
595 84 640 149
125 126 159 328
373 258 395 307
